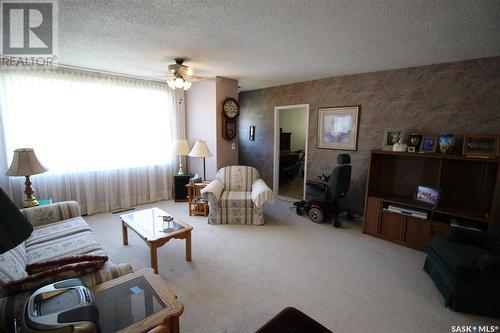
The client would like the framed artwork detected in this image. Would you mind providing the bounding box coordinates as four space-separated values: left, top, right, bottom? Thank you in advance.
463 134 499 158
382 128 404 151
317 106 359 150
420 137 438 153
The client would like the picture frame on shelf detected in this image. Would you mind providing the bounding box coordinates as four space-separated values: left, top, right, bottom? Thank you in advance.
463 134 499 158
382 128 404 151
420 137 438 153
317 106 360 150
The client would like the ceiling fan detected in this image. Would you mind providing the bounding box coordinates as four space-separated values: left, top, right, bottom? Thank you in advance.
166 58 201 90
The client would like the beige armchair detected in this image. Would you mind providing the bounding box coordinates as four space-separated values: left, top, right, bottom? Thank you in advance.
201 165 273 225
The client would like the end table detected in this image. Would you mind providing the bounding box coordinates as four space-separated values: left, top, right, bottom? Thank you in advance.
173 173 193 202
91 268 183 333
186 182 210 216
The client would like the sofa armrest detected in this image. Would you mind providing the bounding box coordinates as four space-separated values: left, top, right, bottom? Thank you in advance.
446 227 496 249
251 179 273 208
21 201 82 228
79 261 134 287
201 179 224 203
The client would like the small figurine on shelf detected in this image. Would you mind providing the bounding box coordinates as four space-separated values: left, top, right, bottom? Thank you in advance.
439 134 455 154
393 137 408 152
407 133 422 153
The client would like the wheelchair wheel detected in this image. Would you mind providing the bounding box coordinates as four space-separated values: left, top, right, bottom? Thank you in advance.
308 208 324 223
296 207 304 216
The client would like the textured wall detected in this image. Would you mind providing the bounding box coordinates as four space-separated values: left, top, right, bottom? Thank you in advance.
238 57 500 214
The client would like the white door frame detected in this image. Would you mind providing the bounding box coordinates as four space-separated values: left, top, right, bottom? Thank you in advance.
273 104 310 199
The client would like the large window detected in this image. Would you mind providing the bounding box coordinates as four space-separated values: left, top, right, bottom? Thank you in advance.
0 68 180 214
0 69 175 173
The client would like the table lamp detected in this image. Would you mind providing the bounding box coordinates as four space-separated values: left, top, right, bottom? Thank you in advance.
0 186 33 254
172 139 190 174
189 140 212 181
5 148 48 207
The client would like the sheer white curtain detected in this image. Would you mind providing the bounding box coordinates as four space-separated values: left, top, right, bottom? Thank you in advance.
0 68 182 214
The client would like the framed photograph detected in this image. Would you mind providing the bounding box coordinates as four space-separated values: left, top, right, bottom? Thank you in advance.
463 134 499 158
420 137 438 153
382 128 404 151
317 106 359 150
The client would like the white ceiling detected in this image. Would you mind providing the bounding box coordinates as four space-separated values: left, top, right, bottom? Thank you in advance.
58 0 500 91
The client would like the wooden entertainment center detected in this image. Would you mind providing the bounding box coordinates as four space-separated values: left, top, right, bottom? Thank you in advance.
363 150 500 251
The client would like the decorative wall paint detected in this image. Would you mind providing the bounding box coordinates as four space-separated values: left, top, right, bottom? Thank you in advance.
238 56 500 214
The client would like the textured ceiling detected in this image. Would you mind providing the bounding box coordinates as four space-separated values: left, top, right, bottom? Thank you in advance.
58 0 500 91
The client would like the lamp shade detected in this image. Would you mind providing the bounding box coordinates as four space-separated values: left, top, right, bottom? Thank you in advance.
172 139 190 156
5 148 48 176
0 187 33 254
189 140 212 158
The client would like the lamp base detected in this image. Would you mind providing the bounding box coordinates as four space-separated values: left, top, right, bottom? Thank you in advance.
23 198 40 208
177 161 185 175
23 175 40 208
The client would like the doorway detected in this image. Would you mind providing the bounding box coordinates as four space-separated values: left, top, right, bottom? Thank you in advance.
273 104 309 200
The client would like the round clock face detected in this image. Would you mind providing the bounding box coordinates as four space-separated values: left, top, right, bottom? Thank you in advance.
223 99 239 118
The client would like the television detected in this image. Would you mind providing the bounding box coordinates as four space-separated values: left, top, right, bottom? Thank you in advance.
414 184 441 207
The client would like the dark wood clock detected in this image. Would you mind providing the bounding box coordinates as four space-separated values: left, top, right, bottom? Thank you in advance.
222 98 239 140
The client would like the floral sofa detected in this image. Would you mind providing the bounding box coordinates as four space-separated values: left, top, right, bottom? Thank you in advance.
201 165 273 225
0 201 133 332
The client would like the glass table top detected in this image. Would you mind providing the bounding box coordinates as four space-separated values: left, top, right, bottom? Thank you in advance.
94 276 165 333
120 208 186 241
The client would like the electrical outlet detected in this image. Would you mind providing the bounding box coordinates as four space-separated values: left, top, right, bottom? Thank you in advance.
231 143 236 150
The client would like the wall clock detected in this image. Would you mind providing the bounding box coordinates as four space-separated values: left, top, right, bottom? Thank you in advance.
222 98 239 140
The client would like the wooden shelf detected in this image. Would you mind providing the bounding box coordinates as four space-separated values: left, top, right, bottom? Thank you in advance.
186 182 210 216
371 193 491 223
371 149 500 163
364 149 499 251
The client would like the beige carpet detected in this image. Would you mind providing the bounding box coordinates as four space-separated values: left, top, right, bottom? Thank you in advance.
85 199 500 333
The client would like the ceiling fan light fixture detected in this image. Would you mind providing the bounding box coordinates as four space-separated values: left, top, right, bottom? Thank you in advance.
183 81 192 90
167 79 176 89
174 77 184 88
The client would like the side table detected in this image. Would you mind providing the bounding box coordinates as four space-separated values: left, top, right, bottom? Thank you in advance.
91 268 183 333
186 182 210 216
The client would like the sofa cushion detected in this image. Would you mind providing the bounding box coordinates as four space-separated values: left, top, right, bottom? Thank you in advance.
0 244 28 297
26 230 103 264
25 217 91 247
220 191 254 208
0 243 27 281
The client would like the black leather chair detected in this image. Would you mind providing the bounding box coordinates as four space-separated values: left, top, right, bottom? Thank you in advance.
424 227 500 318
305 154 352 227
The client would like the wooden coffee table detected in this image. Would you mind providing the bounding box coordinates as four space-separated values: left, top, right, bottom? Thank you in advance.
120 207 193 274
91 268 183 333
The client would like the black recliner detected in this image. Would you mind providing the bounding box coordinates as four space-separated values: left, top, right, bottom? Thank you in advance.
303 154 352 227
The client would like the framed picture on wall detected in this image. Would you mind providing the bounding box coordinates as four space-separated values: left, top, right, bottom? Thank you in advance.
317 106 360 150
382 128 404 151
